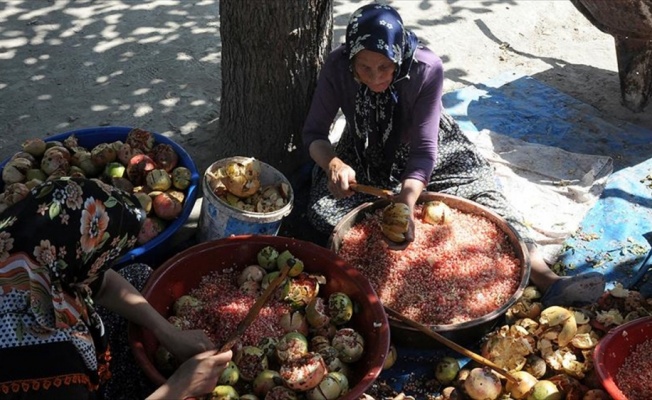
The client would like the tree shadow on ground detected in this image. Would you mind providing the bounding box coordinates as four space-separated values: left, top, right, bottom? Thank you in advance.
0 0 222 173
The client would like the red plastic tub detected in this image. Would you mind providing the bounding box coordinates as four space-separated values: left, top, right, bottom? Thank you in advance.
128 235 390 399
593 316 652 400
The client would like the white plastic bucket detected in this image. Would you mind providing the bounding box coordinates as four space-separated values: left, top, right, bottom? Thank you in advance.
197 157 294 242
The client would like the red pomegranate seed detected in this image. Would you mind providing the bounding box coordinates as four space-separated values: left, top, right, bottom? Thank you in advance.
182 267 291 347
616 338 652 399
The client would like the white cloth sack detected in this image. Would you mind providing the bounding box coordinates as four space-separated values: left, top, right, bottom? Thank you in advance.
466 129 613 264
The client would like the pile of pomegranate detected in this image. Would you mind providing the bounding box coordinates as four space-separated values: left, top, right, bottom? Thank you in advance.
158 245 366 399
0 128 192 245
205 157 291 214
366 283 652 400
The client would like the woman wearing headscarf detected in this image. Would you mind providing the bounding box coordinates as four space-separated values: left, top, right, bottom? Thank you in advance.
0 177 231 400
302 2 605 307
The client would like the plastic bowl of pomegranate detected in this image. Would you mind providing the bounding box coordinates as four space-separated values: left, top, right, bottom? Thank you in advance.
329 191 531 348
128 235 390 399
593 316 652 400
0 126 199 268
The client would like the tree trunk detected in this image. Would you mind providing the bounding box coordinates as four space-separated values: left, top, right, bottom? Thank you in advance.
218 0 333 176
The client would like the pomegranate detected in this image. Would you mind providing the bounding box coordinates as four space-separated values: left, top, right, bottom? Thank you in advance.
2 182 30 206
464 367 503 400
257 336 278 359
166 189 184 203
257 245 280 270
2 158 32 184
71 150 100 176
383 344 398 370
125 127 156 153
306 371 349 400
126 154 157 186
282 272 319 309
133 192 153 214
152 192 183 220
145 169 172 191
506 370 538 399
210 385 239 400
234 346 268 381
526 380 561 400
265 386 298 400
171 166 192 190
276 249 304 277
309 336 331 353
172 294 202 315
43 145 71 162
435 356 460 385
305 297 331 329
40 150 70 176
149 143 179 172
423 200 453 225
279 352 327 391
103 162 126 179
331 328 364 363
279 311 309 336
221 157 261 198
327 292 353 325
117 142 143 165
380 202 410 243
237 265 266 286
316 345 348 375
217 361 240 385
90 142 117 168
21 138 47 156
239 280 261 296
275 332 309 363
252 369 282 396
62 134 81 152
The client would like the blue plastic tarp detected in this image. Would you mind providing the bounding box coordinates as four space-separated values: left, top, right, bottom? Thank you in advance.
443 71 652 295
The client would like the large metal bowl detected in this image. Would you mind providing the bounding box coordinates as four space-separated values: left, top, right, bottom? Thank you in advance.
328 192 531 348
128 235 390 399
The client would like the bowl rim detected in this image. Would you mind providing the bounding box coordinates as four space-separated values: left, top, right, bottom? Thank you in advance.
128 235 390 399
593 315 652 400
0 126 200 267
328 191 532 333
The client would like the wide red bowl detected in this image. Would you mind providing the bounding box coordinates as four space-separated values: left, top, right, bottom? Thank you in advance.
128 235 390 399
593 316 652 400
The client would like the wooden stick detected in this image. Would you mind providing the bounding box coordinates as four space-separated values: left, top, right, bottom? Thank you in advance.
350 183 394 200
218 262 292 353
383 306 519 385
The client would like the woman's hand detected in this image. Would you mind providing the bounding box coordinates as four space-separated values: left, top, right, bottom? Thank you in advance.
146 349 233 400
327 157 356 199
159 328 215 364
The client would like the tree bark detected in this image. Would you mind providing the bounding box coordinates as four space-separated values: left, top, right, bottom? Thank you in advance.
218 0 333 175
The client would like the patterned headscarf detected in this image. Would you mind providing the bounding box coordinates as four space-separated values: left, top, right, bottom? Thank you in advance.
345 2 418 178
0 177 144 383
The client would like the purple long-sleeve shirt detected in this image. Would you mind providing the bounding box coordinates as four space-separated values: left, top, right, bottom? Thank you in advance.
302 44 444 184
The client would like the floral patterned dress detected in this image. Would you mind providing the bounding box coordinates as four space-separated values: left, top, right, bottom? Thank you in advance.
0 178 144 399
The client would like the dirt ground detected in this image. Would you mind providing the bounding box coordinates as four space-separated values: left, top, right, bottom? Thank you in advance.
1 0 651 246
